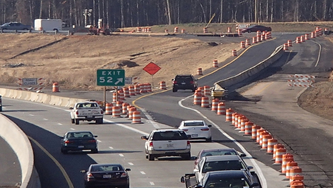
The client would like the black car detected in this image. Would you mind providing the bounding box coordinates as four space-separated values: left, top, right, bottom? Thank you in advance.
241 25 272 33
181 170 261 188
81 163 131 188
0 22 31 30
172 74 197 92
60 131 98 154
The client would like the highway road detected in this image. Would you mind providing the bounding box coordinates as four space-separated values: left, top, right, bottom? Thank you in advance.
0 32 332 188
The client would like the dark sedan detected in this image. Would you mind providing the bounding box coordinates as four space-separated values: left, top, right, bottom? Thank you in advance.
196 170 261 188
240 25 272 33
81 163 131 188
60 131 98 154
0 22 31 30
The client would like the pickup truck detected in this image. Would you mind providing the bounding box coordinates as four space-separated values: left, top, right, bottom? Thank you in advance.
70 101 104 125
140 129 191 161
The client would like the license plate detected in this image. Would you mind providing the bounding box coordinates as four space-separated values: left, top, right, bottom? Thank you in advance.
78 146 84 148
167 144 174 148
181 82 186 84
103 174 112 178
191 134 198 138
87 115 92 118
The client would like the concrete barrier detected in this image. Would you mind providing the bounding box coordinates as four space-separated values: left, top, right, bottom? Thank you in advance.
215 46 284 89
0 114 40 188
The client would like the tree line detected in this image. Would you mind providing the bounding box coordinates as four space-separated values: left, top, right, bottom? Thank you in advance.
0 0 332 28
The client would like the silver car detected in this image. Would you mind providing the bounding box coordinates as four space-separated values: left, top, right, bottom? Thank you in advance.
1 22 31 30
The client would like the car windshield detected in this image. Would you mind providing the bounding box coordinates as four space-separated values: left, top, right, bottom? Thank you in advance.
184 122 204 126
204 177 248 188
152 131 188 140
176 76 193 81
202 160 244 173
91 165 123 172
67 132 93 139
76 103 98 108
201 151 238 158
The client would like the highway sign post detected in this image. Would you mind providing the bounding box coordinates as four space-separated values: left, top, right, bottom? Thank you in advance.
97 69 125 108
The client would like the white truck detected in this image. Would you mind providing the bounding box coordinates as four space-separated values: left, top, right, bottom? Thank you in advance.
70 101 104 125
34 19 62 32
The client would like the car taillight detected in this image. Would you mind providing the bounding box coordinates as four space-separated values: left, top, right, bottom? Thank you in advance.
190 81 194 84
88 140 96 143
65 140 73 143
121 172 128 177
183 129 188 132
149 141 153 147
173 81 177 84
187 141 190 146
101 110 104 114
87 173 94 180
76 111 78 115
201 128 209 131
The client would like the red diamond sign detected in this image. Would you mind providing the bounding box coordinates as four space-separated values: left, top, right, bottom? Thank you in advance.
143 62 161 75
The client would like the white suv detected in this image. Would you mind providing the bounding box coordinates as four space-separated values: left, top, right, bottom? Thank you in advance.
141 129 191 161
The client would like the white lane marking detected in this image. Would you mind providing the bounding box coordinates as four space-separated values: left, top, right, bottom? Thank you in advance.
150 182 155 185
311 40 322 67
128 162 134 165
140 108 160 129
29 114 34 116
58 123 62 125
103 119 148 135
178 95 268 188
140 171 146 175
70 128 75 130
43 118 48 121
109 146 114 149
119 154 124 157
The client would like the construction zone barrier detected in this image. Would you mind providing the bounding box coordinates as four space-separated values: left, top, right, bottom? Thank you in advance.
193 92 202 105
251 125 261 139
129 85 135 96
232 49 237 56
160 81 167 90
174 27 178 33
112 92 118 102
267 138 278 154
213 59 218 68
245 38 250 46
274 147 287 165
290 174 304 183
112 106 121 118
128 106 136 120
201 96 209 108
225 108 233 122
244 121 253 135
287 40 292 47
211 98 219 111
123 87 130 98
290 180 305 188
203 86 211 96
281 154 294 174
52 82 59 92
122 102 129 115
286 161 298 179
105 103 113 115
240 41 245 48
197 68 203 75
132 111 142 124
203 27 208 33
217 102 225 115
118 89 125 100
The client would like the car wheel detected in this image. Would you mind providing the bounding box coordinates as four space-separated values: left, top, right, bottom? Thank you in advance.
206 137 212 142
91 148 98 153
182 153 191 160
172 88 177 92
148 154 154 161
75 119 79 125
71 119 74 124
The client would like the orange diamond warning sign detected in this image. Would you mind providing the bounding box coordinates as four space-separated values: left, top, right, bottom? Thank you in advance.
143 62 161 75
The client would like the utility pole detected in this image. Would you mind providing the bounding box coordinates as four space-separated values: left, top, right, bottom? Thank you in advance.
83 9 92 27
255 0 258 23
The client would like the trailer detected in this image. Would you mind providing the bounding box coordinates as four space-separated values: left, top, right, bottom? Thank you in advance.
34 19 62 32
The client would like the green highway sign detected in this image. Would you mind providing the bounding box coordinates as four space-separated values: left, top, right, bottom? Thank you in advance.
97 69 125 86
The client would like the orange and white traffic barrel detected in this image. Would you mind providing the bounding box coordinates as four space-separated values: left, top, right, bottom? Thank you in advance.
164 29 168 33
311 31 315 38
213 59 218 68
245 38 250 46
203 86 211 96
116 100 123 107
252 37 257 44
129 85 135 96
244 121 253 135
290 180 304 188
259 131 268 147
286 161 298 179
132 111 142 124
160 81 167 90
256 30 261 37
217 102 226 115
296 36 301 43
118 89 125 100
256 128 265 144
128 106 136 120
203 27 208 33
300 35 305 42
304 33 309 40
201 96 209 108
233 113 239 127
112 92 118 102
227 27 231 33
251 125 260 139
181 29 185 33
267 138 278 154
105 103 113 115
193 92 202 105
273 143 285 160
232 50 237 56
174 27 178 33
134 84 141 94
122 102 129 115
237 29 242 36
266 32 272 39
197 87 203 96
123 87 130 98
112 106 121 118
225 108 233 122
287 40 292 47
290 171 303 183
274 147 287 165
197 68 203 75
239 118 246 132
52 82 59 92
282 154 294 174
261 34 265 41
283 43 289 50
240 41 245 48
257 36 261 43
211 98 219 111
